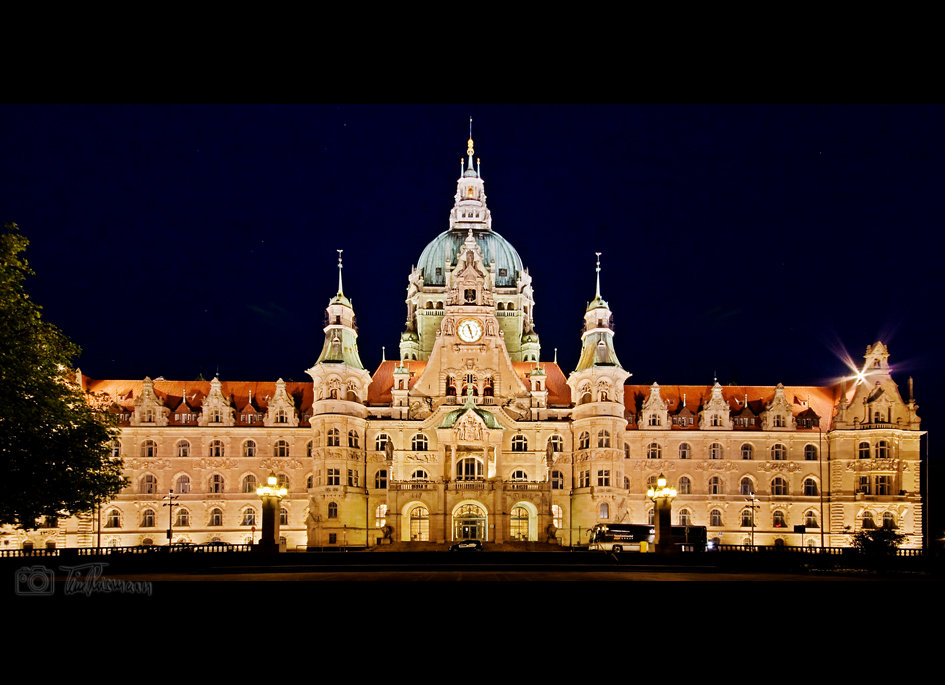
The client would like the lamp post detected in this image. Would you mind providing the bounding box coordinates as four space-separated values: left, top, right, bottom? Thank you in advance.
745 493 759 550
647 473 677 555
162 490 179 546
256 472 287 553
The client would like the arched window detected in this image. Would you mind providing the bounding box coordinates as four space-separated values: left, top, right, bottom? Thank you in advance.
209 474 225 494
647 443 661 459
741 510 754 527
306 474 314 489
771 476 788 496
773 510 786 528
241 508 256 526
274 440 289 457
679 443 691 460
805 445 818 461
141 509 155 528
648 413 661 427
547 435 564 453
679 509 692 526
512 435 528 452
375 504 388 528
348 431 360 448
741 444 753 460
209 508 223 526
709 443 723 460
275 408 288 424
551 470 564 490
804 478 818 496
597 430 611 448
882 512 897 529
625 443 630 459
709 476 722 495
510 469 528 482
412 434 428 451
805 510 820 528
277 473 289 490
623 476 630 489
648 508 655 525
141 439 157 458
862 511 875 529
280 507 289 525
327 429 340 447
411 469 429 481
140 474 157 494
456 457 483 481
740 477 754 496
242 474 257 493
710 509 722 527
599 503 609 519
328 502 338 519
771 443 787 460
306 441 313 458
678 476 692 495
176 474 191 493
177 440 190 458
375 434 390 452
175 509 190 527
710 414 722 427
243 440 256 458
375 470 387 489
409 506 429 541
578 432 590 450
646 475 659 490
209 440 224 457
875 440 889 458
552 505 563 529
858 442 870 459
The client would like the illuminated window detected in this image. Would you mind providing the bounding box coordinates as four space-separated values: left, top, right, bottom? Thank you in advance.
875 441 889 459
209 440 224 457
241 508 256 526
805 445 818 461
375 470 387 489
375 434 390 452
348 431 360 448
511 506 529 540
177 440 190 458
771 444 786 461
512 435 528 452
175 509 190 527
141 440 157 458
679 509 692 526
412 434 428 451
771 477 788 496
678 476 691 495
375 504 387 528
578 432 590 450
599 503 609 519
105 510 121 528
242 474 257 493
741 444 753 460
327 468 340 486
710 509 722 527
243 440 256 458
858 442 870 459
648 508 655 525
111 440 122 458
709 443 723 460
409 506 429 541
209 474 225 493
551 470 564 489
328 502 338 519
140 474 157 494
647 443 661 459
597 469 610 487
773 510 786 528
209 508 223 526
552 505 563 529
141 509 155 528
882 512 897 529
646 475 658 490
679 443 691 460
274 440 289 457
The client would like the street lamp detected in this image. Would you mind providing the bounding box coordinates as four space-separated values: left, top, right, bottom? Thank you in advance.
256 472 287 552
647 473 677 554
162 490 179 546
745 492 759 550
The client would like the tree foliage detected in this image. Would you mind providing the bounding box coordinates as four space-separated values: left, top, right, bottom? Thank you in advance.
851 526 906 555
0 222 124 528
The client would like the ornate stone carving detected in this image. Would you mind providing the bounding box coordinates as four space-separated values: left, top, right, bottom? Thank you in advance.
406 453 438 463
758 462 801 473
259 458 304 470
191 458 238 470
126 458 173 470
694 461 738 471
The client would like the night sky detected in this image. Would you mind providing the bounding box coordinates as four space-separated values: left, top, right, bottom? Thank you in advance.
2 105 942 460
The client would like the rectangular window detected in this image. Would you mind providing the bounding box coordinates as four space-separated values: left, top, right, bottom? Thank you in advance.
347 469 359 487
328 469 340 486
597 470 610 487
876 476 891 496
328 533 337 544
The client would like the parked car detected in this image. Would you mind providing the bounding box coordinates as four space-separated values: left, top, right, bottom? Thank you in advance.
448 540 483 552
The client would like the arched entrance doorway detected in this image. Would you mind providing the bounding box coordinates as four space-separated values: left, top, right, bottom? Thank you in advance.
453 503 487 541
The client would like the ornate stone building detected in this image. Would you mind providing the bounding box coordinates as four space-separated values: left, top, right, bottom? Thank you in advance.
10 135 924 551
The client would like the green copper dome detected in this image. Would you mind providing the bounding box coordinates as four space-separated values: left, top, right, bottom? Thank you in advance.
417 229 524 288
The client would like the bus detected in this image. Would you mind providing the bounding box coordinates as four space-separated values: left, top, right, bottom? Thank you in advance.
587 524 655 552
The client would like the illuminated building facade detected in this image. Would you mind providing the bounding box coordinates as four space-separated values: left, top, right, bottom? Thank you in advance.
8 136 924 551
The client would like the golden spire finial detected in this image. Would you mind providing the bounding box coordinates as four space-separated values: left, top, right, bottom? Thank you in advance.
467 116 474 157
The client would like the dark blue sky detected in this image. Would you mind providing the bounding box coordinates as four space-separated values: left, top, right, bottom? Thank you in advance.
2 105 941 446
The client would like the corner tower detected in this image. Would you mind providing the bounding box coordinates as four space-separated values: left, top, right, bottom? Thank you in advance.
402 132 538 362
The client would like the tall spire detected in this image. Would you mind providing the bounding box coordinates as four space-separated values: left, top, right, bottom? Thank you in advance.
337 249 344 296
595 252 602 299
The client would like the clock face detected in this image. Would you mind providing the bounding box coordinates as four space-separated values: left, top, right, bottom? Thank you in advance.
457 318 483 343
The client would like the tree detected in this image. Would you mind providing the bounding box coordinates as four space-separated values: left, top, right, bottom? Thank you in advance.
851 526 906 556
0 222 124 528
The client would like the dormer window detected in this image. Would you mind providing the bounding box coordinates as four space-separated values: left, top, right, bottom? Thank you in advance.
464 289 476 304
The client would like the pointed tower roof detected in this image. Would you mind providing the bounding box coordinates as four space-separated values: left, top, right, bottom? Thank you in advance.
575 253 623 371
315 250 365 369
